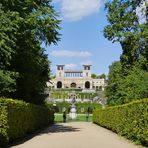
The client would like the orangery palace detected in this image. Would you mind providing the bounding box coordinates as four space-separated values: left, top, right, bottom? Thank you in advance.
47 65 105 91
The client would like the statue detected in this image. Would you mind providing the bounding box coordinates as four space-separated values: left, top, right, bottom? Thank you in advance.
69 97 77 120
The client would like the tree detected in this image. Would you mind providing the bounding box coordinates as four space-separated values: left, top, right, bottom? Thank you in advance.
99 73 106 79
0 70 18 97
91 74 97 79
106 61 148 106
0 5 19 97
104 0 148 105
118 66 148 103
104 0 148 74
105 61 123 105
0 5 19 69
0 0 60 104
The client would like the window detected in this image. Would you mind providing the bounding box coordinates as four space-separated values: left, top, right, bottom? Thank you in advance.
86 73 88 77
85 81 90 89
57 81 62 88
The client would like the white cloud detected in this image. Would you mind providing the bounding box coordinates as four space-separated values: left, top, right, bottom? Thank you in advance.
53 0 102 21
49 50 92 58
65 64 78 69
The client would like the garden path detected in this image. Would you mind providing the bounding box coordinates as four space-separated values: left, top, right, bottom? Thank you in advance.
11 122 139 148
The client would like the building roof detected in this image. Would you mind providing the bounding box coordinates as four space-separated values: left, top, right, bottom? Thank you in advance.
56 65 65 66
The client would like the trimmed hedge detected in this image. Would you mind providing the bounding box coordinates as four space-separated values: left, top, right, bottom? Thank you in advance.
0 98 54 146
48 102 102 114
93 99 148 146
76 102 102 114
49 102 70 113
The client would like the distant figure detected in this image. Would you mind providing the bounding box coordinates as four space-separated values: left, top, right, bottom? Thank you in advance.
87 106 91 114
63 111 66 123
86 112 89 122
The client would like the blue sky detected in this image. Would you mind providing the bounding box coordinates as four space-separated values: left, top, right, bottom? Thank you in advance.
45 0 122 75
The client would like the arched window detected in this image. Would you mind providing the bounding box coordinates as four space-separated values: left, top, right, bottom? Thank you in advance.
71 83 76 88
85 81 90 89
57 81 62 88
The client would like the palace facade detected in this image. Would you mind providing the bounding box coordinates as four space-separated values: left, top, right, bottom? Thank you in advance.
47 65 105 91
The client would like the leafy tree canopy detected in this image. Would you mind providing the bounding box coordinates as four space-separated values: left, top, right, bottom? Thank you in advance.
91 74 98 79
91 73 106 79
104 0 148 106
0 0 61 104
106 61 148 106
104 0 148 73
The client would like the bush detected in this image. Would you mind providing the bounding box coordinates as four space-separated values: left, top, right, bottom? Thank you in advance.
0 98 54 146
76 102 102 114
49 102 70 113
48 102 102 114
93 99 148 146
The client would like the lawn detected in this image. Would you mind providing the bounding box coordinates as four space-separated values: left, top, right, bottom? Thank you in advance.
54 114 92 122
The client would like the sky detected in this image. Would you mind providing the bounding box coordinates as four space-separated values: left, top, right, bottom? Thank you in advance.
45 0 122 76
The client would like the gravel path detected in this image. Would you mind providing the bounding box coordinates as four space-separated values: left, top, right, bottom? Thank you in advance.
11 122 140 148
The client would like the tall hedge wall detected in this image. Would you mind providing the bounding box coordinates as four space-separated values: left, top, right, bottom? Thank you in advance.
0 98 54 146
93 99 148 146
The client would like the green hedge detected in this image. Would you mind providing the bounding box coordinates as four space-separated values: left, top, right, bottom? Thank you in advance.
50 92 98 100
93 99 148 146
48 102 102 114
0 98 54 146
76 102 102 113
54 102 70 113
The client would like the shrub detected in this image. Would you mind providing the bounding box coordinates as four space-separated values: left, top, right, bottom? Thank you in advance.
0 98 54 146
49 102 70 113
76 102 102 114
48 102 102 114
93 99 148 146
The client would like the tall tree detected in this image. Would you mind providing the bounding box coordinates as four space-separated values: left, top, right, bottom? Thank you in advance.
106 61 148 106
104 0 148 74
105 61 123 105
118 66 148 102
0 5 19 96
0 0 61 104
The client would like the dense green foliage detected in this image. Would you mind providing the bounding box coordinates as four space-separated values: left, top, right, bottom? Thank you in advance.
105 61 148 105
0 6 19 97
91 73 106 79
105 61 122 105
0 0 60 104
76 102 102 113
52 102 70 113
0 70 18 97
93 99 148 146
0 98 54 146
104 0 148 73
48 102 102 114
104 0 148 105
